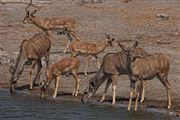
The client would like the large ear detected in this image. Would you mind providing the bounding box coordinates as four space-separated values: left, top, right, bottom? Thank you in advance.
9 66 15 74
90 80 95 88
31 9 37 16
108 38 115 47
130 41 138 51
111 38 115 42
105 33 110 39
118 41 126 52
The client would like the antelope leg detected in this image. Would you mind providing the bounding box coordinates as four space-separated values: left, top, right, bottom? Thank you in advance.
71 69 80 96
53 75 61 99
71 31 80 41
29 61 36 90
134 80 141 111
84 56 92 76
33 59 42 86
140 80 147 103
158 75 172 109
45 52 50 69
64 40 70 53
100 78 112 103
111 75 118 105
128 81 135 111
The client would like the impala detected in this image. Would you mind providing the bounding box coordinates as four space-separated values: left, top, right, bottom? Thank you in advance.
68 33 114 76
23 0 80 52
40 57 80 98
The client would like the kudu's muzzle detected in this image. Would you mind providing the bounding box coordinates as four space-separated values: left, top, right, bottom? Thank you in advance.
9 80 17 93
81 91 93 103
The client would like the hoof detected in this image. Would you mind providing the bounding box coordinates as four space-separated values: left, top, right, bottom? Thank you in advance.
53 95 56 99
140 99 144 103
112 101 116 105
168 105 171 109
29 87 33 90
72 91 78 96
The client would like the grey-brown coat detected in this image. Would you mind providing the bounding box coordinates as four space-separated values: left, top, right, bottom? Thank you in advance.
9 32 51 92
81 47 149 104
118 41 171 111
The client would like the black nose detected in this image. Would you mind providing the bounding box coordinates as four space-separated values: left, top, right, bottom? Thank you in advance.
81 98 87 103
10 86 16 93
81 98 84 102
81 96 87 103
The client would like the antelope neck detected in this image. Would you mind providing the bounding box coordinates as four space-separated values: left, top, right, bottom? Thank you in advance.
96 40 108 54
126 54 133 75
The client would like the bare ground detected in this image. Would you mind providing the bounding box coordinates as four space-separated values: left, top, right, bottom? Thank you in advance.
0 0 180 117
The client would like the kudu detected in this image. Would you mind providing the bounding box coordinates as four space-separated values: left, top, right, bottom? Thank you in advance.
118 41 171 111
9 32 51 92
23 0 80 52
40 57 80 98
68 33 115 76
81 46 149 104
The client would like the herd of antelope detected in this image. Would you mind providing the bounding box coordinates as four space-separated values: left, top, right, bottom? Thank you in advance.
9 0 172 111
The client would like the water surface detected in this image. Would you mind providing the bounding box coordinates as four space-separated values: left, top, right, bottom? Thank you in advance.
0 89 174 120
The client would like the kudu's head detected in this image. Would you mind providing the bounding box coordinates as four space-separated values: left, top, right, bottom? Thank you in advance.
9 66 18 92
81 79 96 102
118 41 139 62
23 0 38 24
105 33 115 47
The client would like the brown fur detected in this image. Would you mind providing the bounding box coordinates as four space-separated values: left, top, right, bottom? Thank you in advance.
68 34 114 75
23 0 80 48
41 57 80 98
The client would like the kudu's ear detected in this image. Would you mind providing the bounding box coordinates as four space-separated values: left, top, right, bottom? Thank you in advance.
26 11 30 16
131 41 138 51
105 33 110 39
118 41 126 52
109 38 115 47
90 80 95 88
31 9 37 16
111 38 115 41
9 66 15 74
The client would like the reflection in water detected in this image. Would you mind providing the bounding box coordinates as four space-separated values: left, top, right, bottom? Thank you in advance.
0 90 173 120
